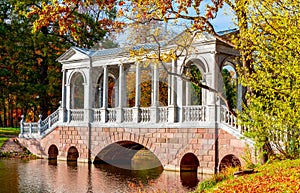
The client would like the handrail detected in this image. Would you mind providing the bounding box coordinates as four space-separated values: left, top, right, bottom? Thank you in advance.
19 105 249 140
20 108 60 137
220 105 245 134
183 105 206 122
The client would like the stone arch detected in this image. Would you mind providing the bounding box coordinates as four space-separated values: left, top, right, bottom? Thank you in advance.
93 140 162 170
219 154 241 172
67 69 87 86
220 56 239 71
186 56 210 74
180 153 200 171
221 56 244 111
220 56 239 110
95 69 118 108
184 59 207 106
67 146 79 162
91 131 163 166
48 144 58 159
69 71 85 109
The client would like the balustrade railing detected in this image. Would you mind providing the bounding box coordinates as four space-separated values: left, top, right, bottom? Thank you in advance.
158 107 168 123
183 105 206 122
20 105 245 139
22 122 39 134
20 108 60 136
70 109 84 122
124 108 133 122
93 109 101 122
107 108 117 122
220 105 244 134
140 107 151 122
40 109 60 133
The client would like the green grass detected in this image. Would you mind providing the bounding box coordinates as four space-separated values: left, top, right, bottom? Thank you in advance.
0 127 20 147
196 159 300 192
0 137 9 147
0 127 20 136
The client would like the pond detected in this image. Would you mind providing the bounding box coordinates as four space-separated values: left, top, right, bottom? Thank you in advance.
0 159 210 193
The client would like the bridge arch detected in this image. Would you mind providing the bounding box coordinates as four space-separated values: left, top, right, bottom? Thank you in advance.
219 154 241 172
48 144 58 159
180 152 199 172
93 140 162 170
91 131 165 168
67 146 79 162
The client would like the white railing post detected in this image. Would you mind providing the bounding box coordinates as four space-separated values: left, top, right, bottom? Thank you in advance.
20 115 24 135
29 123 32 134
38 114 42 135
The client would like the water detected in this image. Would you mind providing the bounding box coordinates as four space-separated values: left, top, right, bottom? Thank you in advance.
0 159 210 193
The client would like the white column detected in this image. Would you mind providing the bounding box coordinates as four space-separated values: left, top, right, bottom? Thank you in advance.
101 65 108 122
102 66 108 108
135 63 141 107
117 63 124 122
186 83 191 105
176 58 186 122
151 65 159 123
60 69 67 122
152 65 159 106
133 62 141 123
83 67 92 123
168 59 177 122
65 70 71 122
170 59 177 106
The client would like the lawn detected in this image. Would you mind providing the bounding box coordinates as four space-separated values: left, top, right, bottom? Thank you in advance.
197 159 300 192
0 127 20 147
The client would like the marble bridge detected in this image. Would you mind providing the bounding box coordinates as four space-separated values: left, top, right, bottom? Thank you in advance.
18 33 254 174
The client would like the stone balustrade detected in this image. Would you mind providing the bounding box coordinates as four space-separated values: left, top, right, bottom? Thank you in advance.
20 109 60 138
19 104 248 139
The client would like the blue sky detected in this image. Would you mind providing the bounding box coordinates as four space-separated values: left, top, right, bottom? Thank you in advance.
210 5 236 32
116 4 236 45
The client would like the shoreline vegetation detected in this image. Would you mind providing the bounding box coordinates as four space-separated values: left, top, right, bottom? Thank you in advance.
0 127 37 159
195 158 300 192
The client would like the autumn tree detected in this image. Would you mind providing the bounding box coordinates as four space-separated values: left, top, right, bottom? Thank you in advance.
236 0 300 159
0 0 67 124
1 0 115 125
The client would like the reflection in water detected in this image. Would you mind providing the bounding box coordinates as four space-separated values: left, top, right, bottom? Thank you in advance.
94 163 163 185
67 160 78 168
0 159 210 193
48 159 57 166
180 171 199 189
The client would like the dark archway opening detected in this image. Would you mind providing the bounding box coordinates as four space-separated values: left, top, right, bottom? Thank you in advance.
180 153 199 171
48 144 58 160
219 154 241 172
93 141 162 170
67 146 79 162
180 153 199 190
93 141 163 187
48 144 58 166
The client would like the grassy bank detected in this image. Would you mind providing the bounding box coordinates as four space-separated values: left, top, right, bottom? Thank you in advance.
196 159 300 192
0 127 19 147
